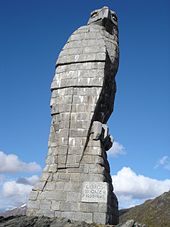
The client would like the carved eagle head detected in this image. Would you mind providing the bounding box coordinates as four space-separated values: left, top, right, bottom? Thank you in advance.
87 6 118 34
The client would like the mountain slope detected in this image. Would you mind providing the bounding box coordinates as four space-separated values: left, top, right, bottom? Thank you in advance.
0 204 26 217
119 190 170 227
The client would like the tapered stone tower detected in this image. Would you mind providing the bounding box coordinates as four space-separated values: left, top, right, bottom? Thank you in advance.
27 6 119 225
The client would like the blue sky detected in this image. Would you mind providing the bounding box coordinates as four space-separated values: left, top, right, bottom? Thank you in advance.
0 0 170 210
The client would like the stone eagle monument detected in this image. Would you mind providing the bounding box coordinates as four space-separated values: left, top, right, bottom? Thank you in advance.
27 6 119 225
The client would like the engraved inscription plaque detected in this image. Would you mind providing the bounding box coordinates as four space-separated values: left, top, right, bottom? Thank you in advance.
81 182 108 203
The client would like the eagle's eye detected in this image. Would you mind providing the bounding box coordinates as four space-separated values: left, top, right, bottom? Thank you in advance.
112 15 117 21
91 12 98 18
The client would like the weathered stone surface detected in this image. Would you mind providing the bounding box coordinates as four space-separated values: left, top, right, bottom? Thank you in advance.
0 216 147 227
27 6 119 225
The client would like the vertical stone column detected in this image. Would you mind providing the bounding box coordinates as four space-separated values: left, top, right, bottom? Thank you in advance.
27 6 119 225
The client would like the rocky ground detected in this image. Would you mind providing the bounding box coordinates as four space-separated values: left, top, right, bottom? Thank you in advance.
0 216 145 227
1 190 169 227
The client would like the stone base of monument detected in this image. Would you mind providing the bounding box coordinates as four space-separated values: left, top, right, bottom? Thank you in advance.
27 137 118 225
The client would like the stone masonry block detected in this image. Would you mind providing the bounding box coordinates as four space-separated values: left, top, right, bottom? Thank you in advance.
27 200 40 209
39 191 66 201
66 162 79 168
28 191 39 201
57 155 67 164
45 182 56 191
33 181 46 191
81 173 105 182
66 154 82 165
53 172 70 181
83 164 104 174
70 173 81 182
55 146 67 155
54 211 62 217
63 39 104 50
75 212 93 223
64 181 81 192
51 201 60 210
71 112 91 121
69 145 85 155
60 202 79 212
39 200 52 210
98 203 108 212
60 211 77 220
85 147 102 156
67 166 84 173
40 173 50 182
83 45 105 54
87 140 101 147
36 209 55 218
55 62 105 74
69 138 86 147
67 191 81 202
55 182 65 190
79 202 98 212
70 120 83 129
93 212 107 224
81 155 103 164
59 120 70 129
48 164 58 173
70 129 88 137
46 155 55 164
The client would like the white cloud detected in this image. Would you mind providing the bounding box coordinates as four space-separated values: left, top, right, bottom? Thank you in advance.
0 151 41 173
0 175 5 186
112 167 170 208
3 181 32 197
108 141 126 157
0 175 39 210
155 155 170 170
0 152 41 210
16 175 39 186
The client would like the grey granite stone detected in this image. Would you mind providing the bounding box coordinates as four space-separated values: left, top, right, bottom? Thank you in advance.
27 6 119 225
93 212 107 224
